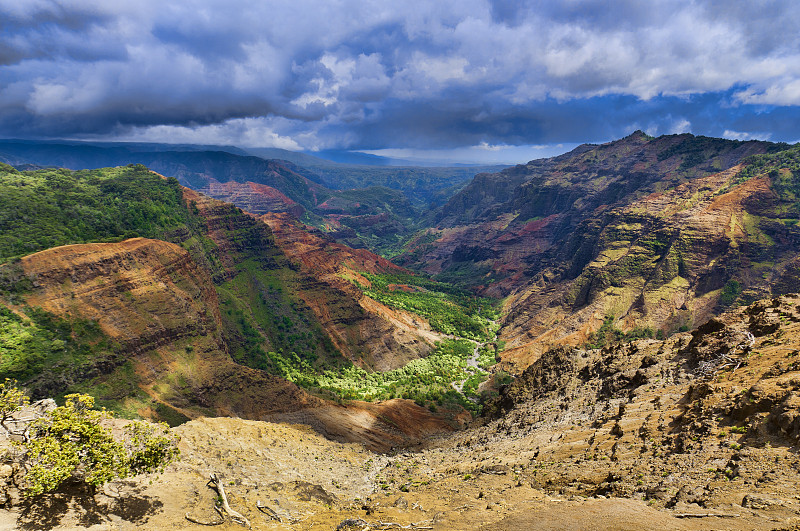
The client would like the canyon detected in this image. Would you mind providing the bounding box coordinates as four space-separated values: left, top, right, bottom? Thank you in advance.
1 132 800 528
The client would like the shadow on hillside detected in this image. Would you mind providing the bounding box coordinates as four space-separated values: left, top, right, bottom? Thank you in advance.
15 481 163 530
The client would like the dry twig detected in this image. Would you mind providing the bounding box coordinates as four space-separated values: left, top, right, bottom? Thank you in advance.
674 512 739 518
185 512 224 526
256 499 282 522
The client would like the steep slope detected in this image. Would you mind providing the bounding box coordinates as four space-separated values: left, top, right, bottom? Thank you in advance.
183 192 442 372
4 295 800 530
467 294 800 517
0 163 457 448
194 180 305 217
259 212 451 370
399 133 800 369
13 237 315 414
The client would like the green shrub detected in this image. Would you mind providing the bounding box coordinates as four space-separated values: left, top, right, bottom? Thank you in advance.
719 280 742 307
19 392 179 496
357 273 498 341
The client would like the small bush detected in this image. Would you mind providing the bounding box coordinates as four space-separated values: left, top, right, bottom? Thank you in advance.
18 391 180 496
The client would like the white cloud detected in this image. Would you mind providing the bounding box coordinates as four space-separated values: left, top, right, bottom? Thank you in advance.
361 143 577 165
668 119 692 135
2 0 800 147
722 130 771 142
116 118 303 150
734 79 800 106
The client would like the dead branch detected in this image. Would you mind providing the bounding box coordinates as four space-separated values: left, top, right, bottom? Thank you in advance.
337 519 433 530
373 521 434 529
185 512 224 526
207 473 251 528
256 499 282 522
695 330 756 380
674 512 740 518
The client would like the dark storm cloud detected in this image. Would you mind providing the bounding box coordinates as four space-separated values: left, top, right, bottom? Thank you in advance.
1 0 800 152
310 89 800 151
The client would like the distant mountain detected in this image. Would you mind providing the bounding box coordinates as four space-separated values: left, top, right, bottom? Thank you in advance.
246 147 395 166
244 145 507 207
0 139 504 210
398 131 800 367
0 138 249 165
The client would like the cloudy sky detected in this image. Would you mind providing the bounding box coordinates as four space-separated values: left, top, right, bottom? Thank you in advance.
2 0 800 164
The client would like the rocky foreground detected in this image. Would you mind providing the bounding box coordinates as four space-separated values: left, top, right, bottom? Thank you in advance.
2 295 800 529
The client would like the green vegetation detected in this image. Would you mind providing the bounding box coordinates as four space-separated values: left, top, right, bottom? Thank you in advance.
358 273 498 341
235 269 503 414
268 339 486 412
585 315 654 349
0 379 28 431
722 144 800 198
0 163 207 263
476 344 497 370
16 391 179 496
719 279 742 307
0 304 116 384
217 259 342 373
656 136 763 170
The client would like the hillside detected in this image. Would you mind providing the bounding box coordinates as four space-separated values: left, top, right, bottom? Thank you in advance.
3 294 800 529
398 133 800 368
0 163 491 449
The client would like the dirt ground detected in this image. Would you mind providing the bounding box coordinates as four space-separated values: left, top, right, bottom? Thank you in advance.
4 296 800 530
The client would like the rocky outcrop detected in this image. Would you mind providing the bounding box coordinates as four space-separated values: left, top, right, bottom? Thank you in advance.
454 294 800 517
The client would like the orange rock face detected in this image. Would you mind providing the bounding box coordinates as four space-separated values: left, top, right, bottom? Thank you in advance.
15 235 451 450
22 238 220 351
261 212 445 371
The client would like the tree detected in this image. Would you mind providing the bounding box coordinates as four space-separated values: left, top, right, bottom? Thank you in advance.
18 392 180 496
0 379 29 436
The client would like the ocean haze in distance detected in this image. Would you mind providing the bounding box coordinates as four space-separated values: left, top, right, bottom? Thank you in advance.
1 1 800 164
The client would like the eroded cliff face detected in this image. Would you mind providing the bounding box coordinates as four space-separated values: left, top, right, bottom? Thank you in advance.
196 179 305 218
16 237 316 416
261 212 443 371
496 165 800 368
399 133 800 370
13 237 452 451
21 238 220 352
